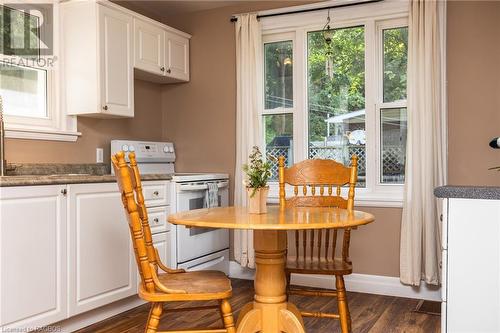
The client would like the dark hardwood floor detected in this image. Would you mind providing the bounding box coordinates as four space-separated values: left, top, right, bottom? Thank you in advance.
76 279 440 333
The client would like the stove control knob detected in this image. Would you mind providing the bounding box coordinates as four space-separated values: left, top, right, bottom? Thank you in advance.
163 146 169 153
129 145 135 152
169 146 174 153
121 144 129 152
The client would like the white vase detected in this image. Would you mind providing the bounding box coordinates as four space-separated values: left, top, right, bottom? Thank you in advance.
246 186 269 214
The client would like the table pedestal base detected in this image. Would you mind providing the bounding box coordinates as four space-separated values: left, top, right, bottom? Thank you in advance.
236 230 305 333
237 302 304 333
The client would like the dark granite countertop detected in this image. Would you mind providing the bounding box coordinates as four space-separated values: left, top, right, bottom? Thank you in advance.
0 173 172 187
0 163 172 187
434 186 500 200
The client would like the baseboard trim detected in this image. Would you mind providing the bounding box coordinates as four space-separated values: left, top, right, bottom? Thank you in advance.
52 296 144 332
229 261 441 301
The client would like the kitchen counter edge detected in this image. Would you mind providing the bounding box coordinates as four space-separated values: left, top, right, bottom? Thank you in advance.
0 174 172 187
434 185 500 200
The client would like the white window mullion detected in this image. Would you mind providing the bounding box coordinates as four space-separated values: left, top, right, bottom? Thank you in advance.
364 19 377 195
374 19 384 189
294 28 307 163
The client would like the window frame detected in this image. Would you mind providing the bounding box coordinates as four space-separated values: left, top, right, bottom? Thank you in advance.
375 19 408 189
260 3 409 207
0 2 79 142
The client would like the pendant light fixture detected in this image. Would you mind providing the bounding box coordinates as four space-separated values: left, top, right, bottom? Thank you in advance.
323 9 334 79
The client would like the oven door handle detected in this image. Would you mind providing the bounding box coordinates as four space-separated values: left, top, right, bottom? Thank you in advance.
178 181 229 192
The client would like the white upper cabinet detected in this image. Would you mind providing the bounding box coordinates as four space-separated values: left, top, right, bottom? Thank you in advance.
134 18 165 76
165 31 190 82
99 6 134 117
61 2 134 118
133 18 190 83
61 1 190 118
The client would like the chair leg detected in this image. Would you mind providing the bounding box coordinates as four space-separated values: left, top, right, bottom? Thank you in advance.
335 275 351 333
145 302 163 333
219 299 236 333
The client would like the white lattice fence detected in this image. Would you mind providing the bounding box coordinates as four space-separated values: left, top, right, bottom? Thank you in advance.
266 146 290 180
309 146 366 176
266 145 404 183
382 146 405 174
382 146 405 182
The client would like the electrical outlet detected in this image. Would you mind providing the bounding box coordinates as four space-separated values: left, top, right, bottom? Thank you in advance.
96 148 104 163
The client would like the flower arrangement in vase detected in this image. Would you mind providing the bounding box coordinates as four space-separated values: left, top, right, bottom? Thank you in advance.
243 146 272 214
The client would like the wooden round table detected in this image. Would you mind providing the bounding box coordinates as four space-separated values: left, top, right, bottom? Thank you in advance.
168 205 375 333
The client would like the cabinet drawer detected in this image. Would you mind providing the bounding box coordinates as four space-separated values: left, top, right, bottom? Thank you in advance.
148 206 170 234
143 182 169 207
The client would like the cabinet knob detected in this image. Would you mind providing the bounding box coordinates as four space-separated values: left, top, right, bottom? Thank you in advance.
166 68 171 74
103 105 108 111
160 67 165 72
61 189 67 195
153 218 159 223
153 191 159 196
439 214 443 221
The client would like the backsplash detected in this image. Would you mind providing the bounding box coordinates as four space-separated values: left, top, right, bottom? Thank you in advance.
5 163 110 176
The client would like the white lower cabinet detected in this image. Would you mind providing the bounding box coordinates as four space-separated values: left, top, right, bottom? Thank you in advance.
67 183 137 316
0 180 171 332
442 198 500 332
0 185 68 330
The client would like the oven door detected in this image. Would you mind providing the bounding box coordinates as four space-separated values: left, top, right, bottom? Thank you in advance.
175 180 229 263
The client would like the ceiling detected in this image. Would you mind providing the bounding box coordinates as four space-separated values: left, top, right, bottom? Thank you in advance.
115 1 267 19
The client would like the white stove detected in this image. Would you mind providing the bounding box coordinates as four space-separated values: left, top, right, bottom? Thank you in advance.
111 140 230 274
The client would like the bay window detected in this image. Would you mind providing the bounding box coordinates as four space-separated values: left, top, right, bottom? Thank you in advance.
261 6 408 207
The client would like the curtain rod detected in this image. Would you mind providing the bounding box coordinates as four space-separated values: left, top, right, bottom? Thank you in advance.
230 0 383 22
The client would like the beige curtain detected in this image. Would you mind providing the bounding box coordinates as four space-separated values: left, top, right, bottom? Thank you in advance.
400 0 447 286
233 13 262 269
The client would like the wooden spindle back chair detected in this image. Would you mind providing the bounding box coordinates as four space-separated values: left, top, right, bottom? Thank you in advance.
112 151 235 333
278 155 358 333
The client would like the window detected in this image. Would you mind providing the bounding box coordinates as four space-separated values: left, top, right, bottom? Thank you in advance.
261 6 409 206
1 62 48 119
264 40 293 110
263 37 295 180
379 27 408 184
307 26 366 186
0 3 78 141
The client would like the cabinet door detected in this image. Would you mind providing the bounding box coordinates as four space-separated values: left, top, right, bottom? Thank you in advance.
67 183 137 316
152 232 172 269
98 5 134 117
0 185 67 330
447 198 500 332
165 32 189 81
134 18 165 75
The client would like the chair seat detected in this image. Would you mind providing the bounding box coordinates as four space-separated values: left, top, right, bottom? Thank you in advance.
159 270 232 294
286 258 352 275
139 270 232 302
